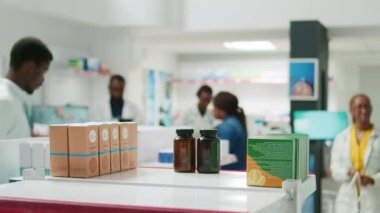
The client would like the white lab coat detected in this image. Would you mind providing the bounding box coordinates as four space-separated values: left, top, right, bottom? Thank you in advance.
0 78 32 139
181 105 214 137
90 99 142 123
331 126 380 213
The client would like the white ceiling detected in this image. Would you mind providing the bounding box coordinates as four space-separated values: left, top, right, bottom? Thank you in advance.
140 29 380 57
3 0 380 58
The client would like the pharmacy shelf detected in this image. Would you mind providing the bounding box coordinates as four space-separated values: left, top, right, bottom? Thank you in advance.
1 168 316 212
171 78 287 85
47 69 111 78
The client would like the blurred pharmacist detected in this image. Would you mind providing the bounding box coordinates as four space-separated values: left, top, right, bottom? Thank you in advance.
180 85 214 136
0 37 52 139
213 92 247 170
91 74 142 123
331 94 380 213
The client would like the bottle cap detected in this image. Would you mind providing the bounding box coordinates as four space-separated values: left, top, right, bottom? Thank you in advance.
200 129 218 136
176 129 194 137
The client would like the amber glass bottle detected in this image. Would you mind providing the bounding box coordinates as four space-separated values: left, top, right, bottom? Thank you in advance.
197 129 220 173
174 129 195 172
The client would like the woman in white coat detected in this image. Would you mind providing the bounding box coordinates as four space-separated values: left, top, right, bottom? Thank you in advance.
331 94 380 213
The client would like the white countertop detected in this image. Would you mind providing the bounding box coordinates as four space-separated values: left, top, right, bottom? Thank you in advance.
139 154 238 169
49 168 270 191
0 180 286 212
2 168 316 212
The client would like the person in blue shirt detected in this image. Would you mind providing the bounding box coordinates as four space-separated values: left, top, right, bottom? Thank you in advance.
213 91 247 170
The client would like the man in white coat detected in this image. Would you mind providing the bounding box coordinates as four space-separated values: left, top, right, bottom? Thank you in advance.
181 85 214 136
91 75 141 123
331 94 380 213
0 37 53 139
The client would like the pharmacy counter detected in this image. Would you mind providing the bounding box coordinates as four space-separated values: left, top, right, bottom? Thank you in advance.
49 168 254 190
0 168 315 213
139 153 238 169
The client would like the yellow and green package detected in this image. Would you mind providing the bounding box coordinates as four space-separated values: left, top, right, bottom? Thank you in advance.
247 137 296 187
268 133 309 181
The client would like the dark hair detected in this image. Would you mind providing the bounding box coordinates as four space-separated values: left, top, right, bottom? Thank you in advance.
109 74 125 86
197 85 212 97
349 93 372 109
349 93 372 123
214 91 247 135
10 37 53 70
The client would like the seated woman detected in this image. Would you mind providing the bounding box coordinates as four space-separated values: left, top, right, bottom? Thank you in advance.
213 92 247 170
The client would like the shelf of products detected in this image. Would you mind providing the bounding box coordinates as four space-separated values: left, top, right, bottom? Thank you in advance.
171 78 287 85
47 69 111 78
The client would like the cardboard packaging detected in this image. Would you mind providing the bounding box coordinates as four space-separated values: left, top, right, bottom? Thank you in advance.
68 124 99 178
247 137 296 188
246 134 309 188
267 134 309 181
109 123 121 173
49 125 69 177
119 122 138 170
98 123 111 175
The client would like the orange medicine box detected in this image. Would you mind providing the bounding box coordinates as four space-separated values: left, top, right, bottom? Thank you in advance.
109 123 121 173
119 122 138 170
49 125 69 177
68 124 99 178
98 123 111 175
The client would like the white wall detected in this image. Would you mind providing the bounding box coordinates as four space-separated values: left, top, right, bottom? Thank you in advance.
128 38 179 122
359 66 380 127
3 0 380 32
91 29 133 76
0 0 106 26
328 55 380 126
328 54 380 111
176 54 290 119
90 31 178 122
3 0 380 126
175 53 380 129
0 7 95 52
184 0 380 31
0 6 99 106
104 0 182 27
0 0 182 28
327 58 361 112
0 4 179 122
0 5 114 120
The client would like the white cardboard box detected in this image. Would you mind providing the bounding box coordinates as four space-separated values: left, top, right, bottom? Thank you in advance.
19 142 32 170
32 143 45 169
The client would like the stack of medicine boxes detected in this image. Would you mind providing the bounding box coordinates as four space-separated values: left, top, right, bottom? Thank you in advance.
49 122 137 178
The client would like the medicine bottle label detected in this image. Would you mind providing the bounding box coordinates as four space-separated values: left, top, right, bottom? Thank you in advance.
89 130 97 144
112 128 119 141
102 129 109 142
122 127 128 140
